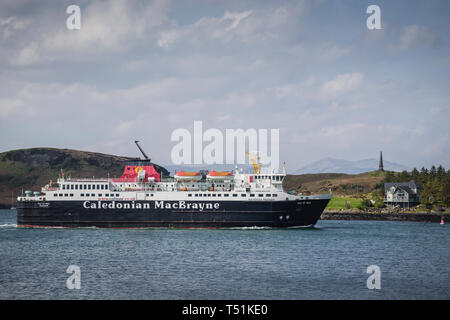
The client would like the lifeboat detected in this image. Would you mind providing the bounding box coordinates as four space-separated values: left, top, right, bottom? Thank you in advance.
174 171 202 181
206 171 234 180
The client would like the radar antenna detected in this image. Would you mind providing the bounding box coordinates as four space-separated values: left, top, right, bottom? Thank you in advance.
134 140 151 161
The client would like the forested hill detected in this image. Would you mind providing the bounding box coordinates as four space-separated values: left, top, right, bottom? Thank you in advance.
0 148 169 208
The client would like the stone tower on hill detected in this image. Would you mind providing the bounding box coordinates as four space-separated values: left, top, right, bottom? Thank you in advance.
379 151 384 172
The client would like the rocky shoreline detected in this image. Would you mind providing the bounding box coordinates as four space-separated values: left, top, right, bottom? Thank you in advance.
321 210 447 223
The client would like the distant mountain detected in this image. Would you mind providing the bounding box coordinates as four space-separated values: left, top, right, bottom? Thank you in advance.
294 157 410 174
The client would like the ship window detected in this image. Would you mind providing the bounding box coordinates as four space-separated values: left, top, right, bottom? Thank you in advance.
83 185 86 189
198 194 202 197
151 194 154 197
250 194 255 197
62 185 65 190
258 194 263 197
218 194 221 197
91 194 95 197
188 194 192 197
116 194 119 197
224 194 229 197
212 194 216 197
104 184 108 189
241 194 246 197
233 194 237 197
71 185 74 190
64 194 68 197
80 194 84 197
59 194 63 197
273 194 277 197
266 194 271 197
207 194 211 197
75 185 78 190
70 194 73 197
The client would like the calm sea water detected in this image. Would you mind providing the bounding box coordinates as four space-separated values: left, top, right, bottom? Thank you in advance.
0 209 449 300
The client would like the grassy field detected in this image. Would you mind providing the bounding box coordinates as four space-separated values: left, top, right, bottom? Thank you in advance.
326 197 362 209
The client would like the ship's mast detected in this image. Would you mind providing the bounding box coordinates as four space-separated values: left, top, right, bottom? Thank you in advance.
134 140 151 161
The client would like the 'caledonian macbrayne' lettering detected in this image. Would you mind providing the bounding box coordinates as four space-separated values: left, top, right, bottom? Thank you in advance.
83 201 220 211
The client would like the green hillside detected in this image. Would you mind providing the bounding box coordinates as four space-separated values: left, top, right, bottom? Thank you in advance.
283 171 386 197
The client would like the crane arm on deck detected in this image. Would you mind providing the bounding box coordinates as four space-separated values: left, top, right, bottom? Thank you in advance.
134 140 151 161
246 152 261 174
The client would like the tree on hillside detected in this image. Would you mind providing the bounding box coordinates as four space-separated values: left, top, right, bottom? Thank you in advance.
430 165 437 178
437 165 445 178
384 171 395 183
421 179 435 206
411 168 419 181
420 167 428 183
399 170 410 181
438 174 450 206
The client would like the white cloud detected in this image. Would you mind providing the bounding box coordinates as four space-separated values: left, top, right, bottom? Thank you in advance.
157 5 301 49
12 41 39 66
319 73 364 100
157 10 253 48
398 25 435 51
0 16 31 39
9 0 170 66
224 10 253 31
0 98 23 118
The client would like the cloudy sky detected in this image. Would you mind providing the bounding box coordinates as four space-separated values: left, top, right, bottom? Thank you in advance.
0 0 449 171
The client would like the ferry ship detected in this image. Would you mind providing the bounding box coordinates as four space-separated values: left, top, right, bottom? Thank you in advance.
17 143 332 228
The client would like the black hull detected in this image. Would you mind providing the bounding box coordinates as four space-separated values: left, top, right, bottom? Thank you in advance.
17 199 330 228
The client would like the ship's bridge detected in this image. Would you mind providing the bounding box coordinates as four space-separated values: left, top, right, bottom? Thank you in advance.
232 170 286 193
